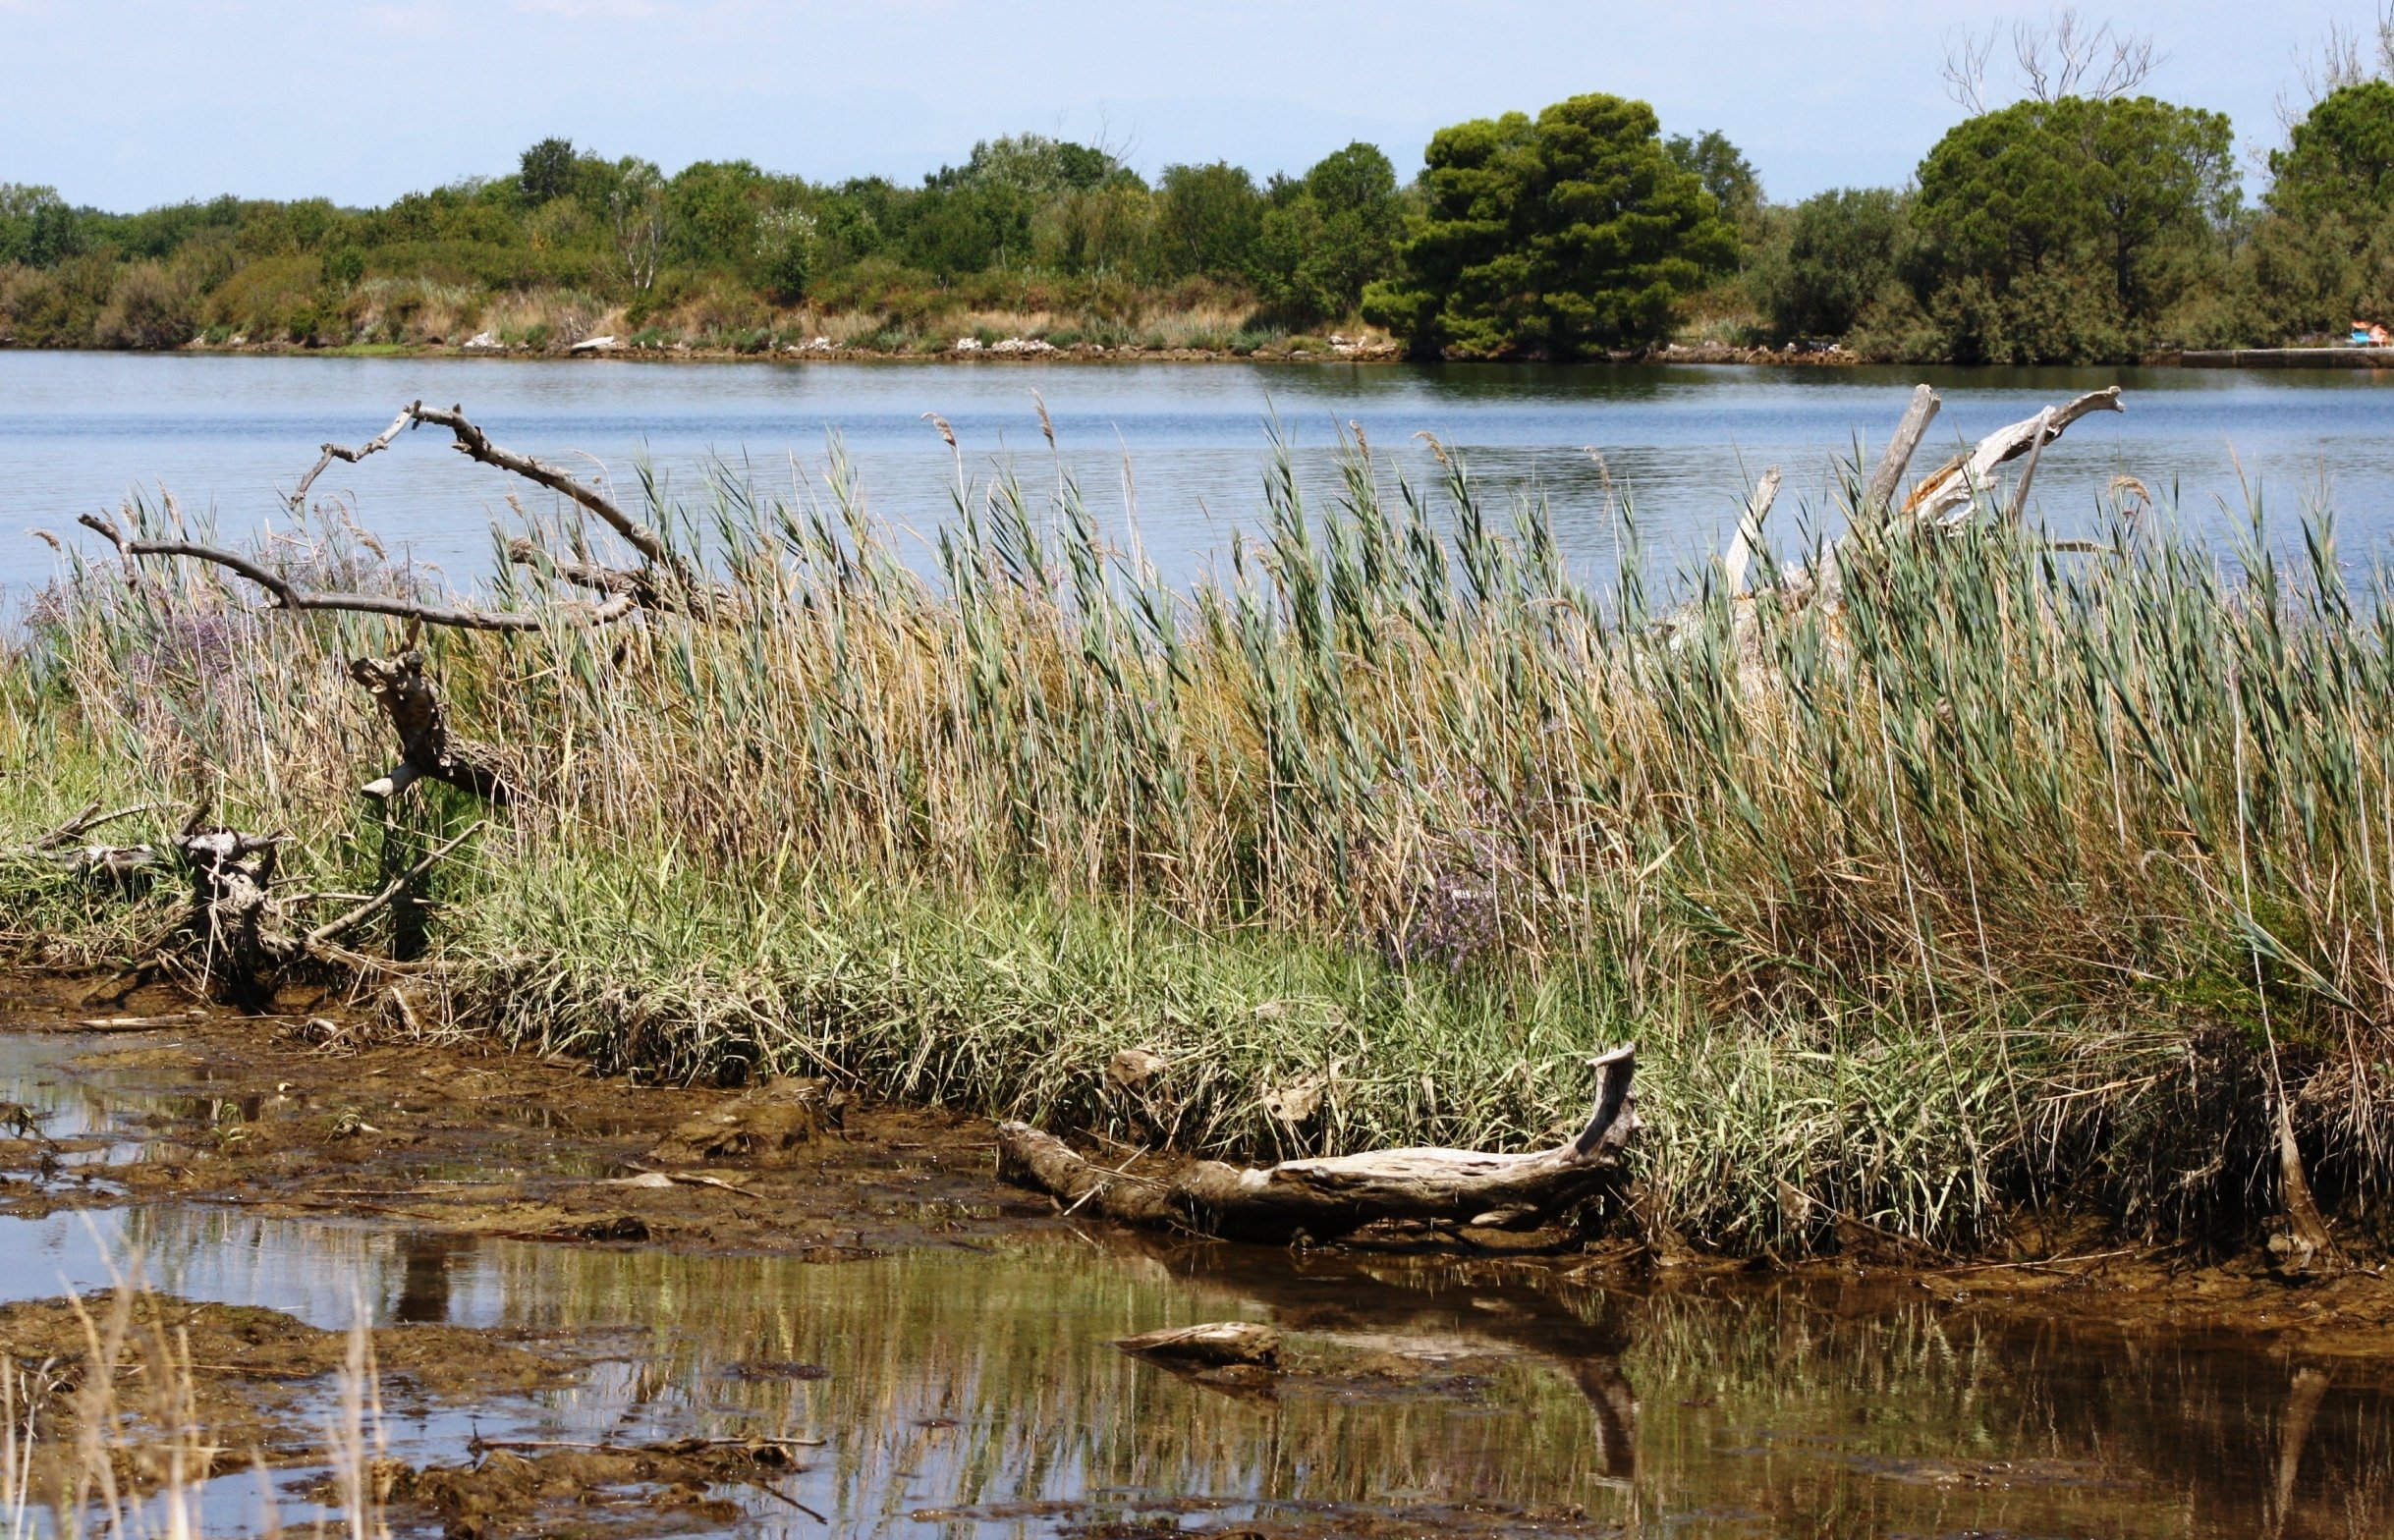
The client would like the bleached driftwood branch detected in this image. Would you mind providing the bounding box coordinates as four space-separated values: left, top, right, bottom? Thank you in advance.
997 1045 1638 1241
1 800 165 880
1902 387 2124 525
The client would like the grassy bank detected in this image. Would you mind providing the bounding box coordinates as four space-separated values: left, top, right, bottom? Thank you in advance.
5 430 2390 1258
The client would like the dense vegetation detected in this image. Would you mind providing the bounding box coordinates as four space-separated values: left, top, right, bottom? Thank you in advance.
5 414 2392 1255
5 49 2394 362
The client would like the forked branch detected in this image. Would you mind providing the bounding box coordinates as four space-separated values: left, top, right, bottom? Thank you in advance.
77 514 636 632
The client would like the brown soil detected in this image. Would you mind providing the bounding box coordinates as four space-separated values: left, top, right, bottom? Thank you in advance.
361 1439 815 1540
0 976 1040 1258
0 1292 577 1461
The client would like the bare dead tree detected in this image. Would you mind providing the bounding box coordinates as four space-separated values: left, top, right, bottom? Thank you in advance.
2016 8 2163 101
610 164 666 294
1944 7 2165 113
75 399 741 804
1941 28 1998 114
2277 6 2393 135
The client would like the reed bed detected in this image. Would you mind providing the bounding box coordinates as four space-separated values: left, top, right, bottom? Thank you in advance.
5 421 2391 1255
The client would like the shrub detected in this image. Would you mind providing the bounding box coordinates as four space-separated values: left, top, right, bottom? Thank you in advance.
93 260 196 349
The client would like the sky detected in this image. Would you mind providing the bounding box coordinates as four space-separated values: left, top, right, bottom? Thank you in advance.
0 0 2379 211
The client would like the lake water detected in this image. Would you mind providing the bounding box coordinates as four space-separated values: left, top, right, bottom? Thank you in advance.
4 351 2393 611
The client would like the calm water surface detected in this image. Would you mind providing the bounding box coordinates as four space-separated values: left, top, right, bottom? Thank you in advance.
4 352 2393 609
0 1021 2384 1539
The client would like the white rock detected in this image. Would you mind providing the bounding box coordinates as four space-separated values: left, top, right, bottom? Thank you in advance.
954 336 983 352
569 334 619 354
463 330 500 351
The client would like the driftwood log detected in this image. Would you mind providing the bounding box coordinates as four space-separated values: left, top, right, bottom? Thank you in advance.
1902 386 2124 524
997 1044 1638 1242
1 799 163 883
1725 384 2126 616
351 648 512 804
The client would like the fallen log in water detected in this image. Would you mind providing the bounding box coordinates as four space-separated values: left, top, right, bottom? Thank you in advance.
997 1045 1637 1242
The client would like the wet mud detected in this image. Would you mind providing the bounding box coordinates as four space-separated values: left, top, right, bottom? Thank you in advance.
1 972 2392 1538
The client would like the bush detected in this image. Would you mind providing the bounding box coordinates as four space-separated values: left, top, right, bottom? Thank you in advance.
1747 188 1910 341
204 253 323 339
92 261 196 349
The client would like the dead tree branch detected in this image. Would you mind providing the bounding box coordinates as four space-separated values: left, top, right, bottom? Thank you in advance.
287 407 415 510
1945 8 2164 111
2 801 165 882
350 650 513 804
1902 387 2124 525
1721 468 1781 597
306 820 485 948
998 1045 1638 1242
76 514 634 633
398 402 670 571
1865 384 1943 516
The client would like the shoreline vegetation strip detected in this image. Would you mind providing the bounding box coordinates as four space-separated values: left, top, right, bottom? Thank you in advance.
9 68 2394 367
4 421 2391 1260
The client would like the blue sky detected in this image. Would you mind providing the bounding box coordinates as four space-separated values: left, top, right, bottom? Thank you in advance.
0 0 2373 210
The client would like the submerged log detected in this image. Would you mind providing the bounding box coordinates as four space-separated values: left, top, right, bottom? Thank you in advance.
1115 1321 1282 1368
996 1045 1638 1242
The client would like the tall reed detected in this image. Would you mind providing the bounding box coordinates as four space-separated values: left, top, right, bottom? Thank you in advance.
6 422 2390 1253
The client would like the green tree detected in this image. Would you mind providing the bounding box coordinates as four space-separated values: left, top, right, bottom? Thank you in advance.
669 159 770 270
2268 81 2394 221
0 185 85 268
1747 187 1910 339
519 138 579 206
1253 141 1405 323
1666 129 1763 238
1152 162 1262 280
1911 94 2236 361
1363 93 1736 358
2242 82 2394 339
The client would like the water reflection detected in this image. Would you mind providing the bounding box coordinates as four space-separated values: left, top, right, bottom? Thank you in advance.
45 1203 2378 1539
0 1026 2386 1537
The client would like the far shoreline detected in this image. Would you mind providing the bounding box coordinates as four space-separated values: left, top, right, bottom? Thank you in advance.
12 340 2394 371
0 337 1872 369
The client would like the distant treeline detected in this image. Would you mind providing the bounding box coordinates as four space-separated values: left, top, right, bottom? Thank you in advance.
5 67 2393 363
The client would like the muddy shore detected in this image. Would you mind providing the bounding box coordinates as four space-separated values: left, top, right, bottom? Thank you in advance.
3 969 2391 1537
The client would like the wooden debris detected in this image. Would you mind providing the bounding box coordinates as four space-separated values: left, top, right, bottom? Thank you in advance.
351 649 512 804
1902 387 2124 524
1115 1321 1283 1368
997 1045 1638 1242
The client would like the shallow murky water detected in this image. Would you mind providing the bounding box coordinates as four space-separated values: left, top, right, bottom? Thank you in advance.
0 1023 2387 1539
